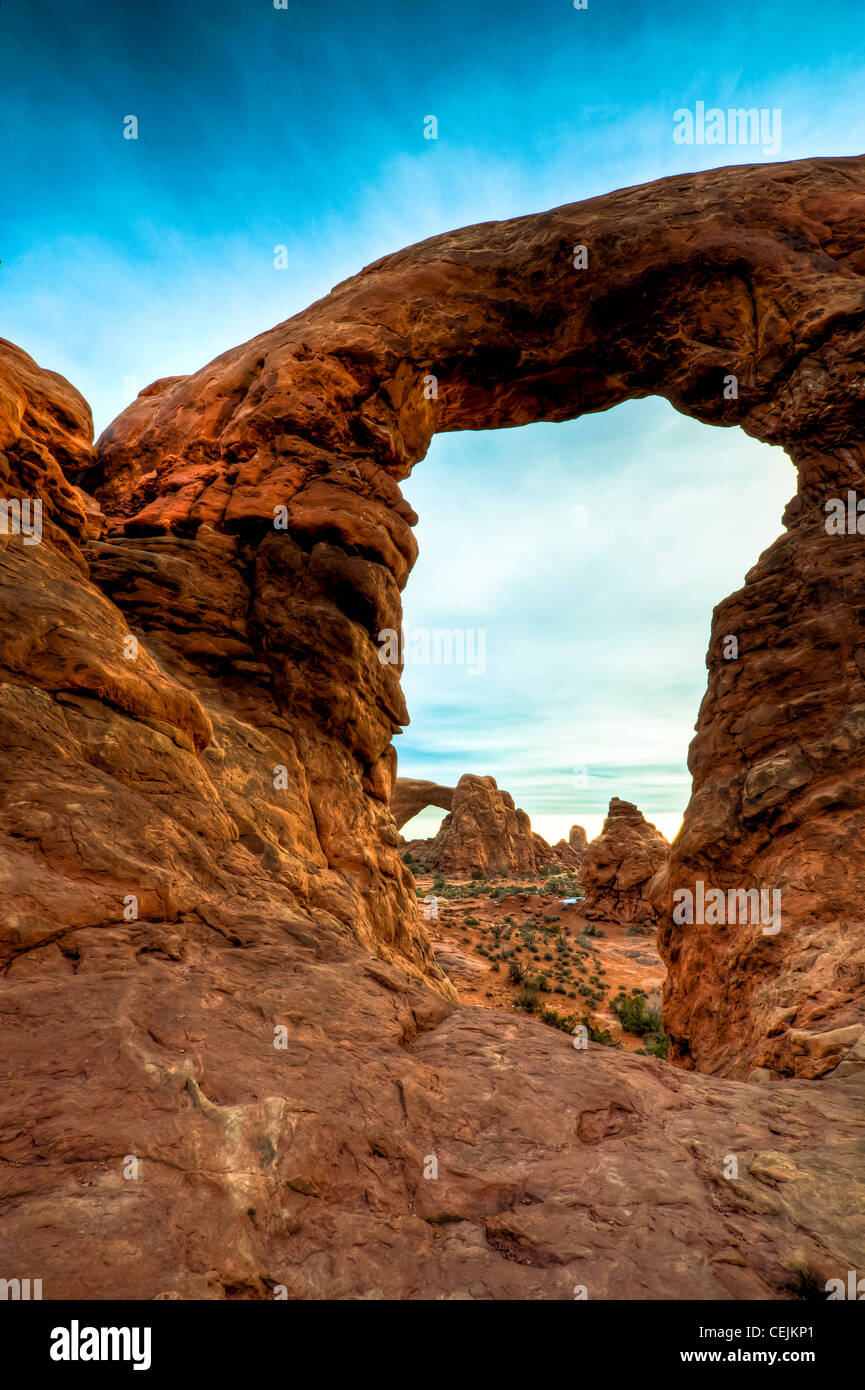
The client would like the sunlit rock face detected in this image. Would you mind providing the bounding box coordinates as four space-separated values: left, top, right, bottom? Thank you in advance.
3 155 865 1298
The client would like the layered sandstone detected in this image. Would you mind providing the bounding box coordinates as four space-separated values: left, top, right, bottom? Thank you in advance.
580 799 669 933
3 153 865 1296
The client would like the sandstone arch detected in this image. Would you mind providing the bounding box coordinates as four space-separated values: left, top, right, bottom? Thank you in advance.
86 153 865 1080
3 155 865 1299
390 778 455 831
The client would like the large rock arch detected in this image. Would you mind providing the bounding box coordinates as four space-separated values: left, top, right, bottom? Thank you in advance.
390 778 455 831
4 155 865 1300
86 153 865 1080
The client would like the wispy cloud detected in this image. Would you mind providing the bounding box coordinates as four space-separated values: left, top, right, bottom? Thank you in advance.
398 398 794 825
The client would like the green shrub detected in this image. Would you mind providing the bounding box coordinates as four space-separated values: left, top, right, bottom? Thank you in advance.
515 984 540 1012
613 991 662 1036
638 1034 671 1059
536 1006 571 1030
545 873 584 897
580 1012 615 1046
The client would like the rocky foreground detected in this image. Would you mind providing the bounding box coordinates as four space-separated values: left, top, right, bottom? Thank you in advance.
2 154 865 1298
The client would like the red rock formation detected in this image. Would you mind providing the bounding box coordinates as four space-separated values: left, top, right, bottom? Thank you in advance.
411 774 550 875
550 824 588 869
580 799 670 933
82 153 865 1078
394 774 585 874
4 154 865 1296
390 777 455 830
0 337 445 990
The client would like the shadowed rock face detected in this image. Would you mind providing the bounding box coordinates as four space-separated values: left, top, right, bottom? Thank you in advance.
581 799 669 934
3 155 865 1297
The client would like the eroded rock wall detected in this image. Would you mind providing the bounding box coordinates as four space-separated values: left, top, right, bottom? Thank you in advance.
0 338 445 988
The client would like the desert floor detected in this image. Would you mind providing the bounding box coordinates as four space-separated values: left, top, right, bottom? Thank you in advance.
411 868 665 1051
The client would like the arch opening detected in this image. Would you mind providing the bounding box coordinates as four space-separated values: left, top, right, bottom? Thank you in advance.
397 398 795 847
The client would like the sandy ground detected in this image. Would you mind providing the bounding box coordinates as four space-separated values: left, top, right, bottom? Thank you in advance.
413 869 665 1050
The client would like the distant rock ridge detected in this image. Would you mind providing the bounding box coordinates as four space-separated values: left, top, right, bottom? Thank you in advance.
397 773 586 876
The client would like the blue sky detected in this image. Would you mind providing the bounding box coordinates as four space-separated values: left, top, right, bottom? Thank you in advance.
2 0 862 840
